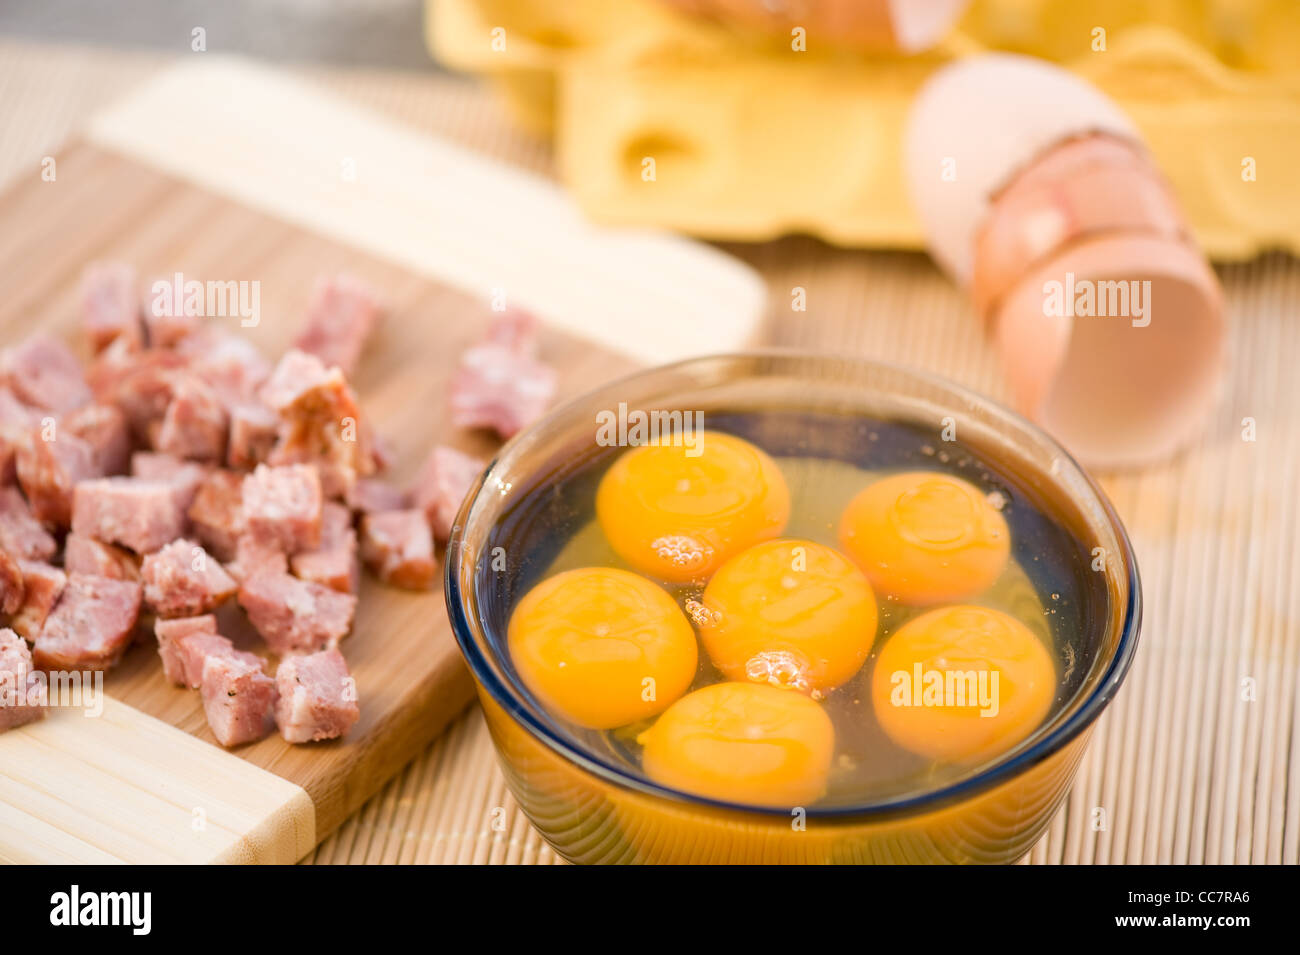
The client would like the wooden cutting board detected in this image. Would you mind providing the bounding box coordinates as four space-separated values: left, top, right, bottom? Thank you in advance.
0 60 766 863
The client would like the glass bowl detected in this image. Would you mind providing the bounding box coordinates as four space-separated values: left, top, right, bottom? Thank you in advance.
445 352 1141 864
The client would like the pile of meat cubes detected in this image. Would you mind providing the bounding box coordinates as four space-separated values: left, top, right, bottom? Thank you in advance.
0 264 556 746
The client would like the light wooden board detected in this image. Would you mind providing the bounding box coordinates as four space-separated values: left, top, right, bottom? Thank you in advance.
0 141 645 861
0 60 765 863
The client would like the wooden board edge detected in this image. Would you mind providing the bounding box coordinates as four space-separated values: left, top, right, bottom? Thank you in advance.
0 697 315 864
84 56 768 365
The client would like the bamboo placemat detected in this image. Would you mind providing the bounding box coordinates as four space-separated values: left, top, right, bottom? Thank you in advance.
1 39 1296 865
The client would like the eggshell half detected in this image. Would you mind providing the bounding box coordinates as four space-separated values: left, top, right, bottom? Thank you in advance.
904 54 1141 282
972 159 1188 321
992 232 1224 469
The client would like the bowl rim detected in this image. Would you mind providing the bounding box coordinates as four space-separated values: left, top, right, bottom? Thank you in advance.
444 350 1143 821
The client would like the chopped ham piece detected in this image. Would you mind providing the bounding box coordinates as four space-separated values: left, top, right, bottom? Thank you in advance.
292 273 384 377
187 470 245 562
200 652 277 747
15 430 98 528
226 401 278 470
141 279 202 347
0 486 57 561
91 345 188 442
0 387 41 486
8 561 65 640
346 477 408 514
82 262 143 353
64 534 140 581
290 502 359 594
365 424 396 474
260 350 376 496
155 373 228 463
242 463 322 554
0 552 23 615
449 342 556 439
238 571 356 655
155 614 218 685
484 308 541 355
140 539 237 618
130 451 208 511
411 445 483 543
71 477 186 554
274 649 358 743
85 337 138 401
360 509 436 590
176 328 271 406
226 534 288 582
258 349 339 414
156 615 261 689
61 404 131 476
33 573 142 672
0 628 46 730
0 334 92 414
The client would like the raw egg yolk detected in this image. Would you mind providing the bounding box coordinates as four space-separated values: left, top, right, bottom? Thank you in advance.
698 538 878 694
871 605 1055 764
838 471 1010 605
637 681 835 808
595 431 790 583
508 567 698 729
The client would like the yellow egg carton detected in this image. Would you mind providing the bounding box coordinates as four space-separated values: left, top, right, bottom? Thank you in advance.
427 0 1300 260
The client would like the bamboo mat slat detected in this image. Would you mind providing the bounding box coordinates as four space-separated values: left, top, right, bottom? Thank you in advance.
0 39 1296 865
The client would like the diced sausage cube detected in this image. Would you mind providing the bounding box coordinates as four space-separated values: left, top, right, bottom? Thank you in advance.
155 373 228 463
0 628 46 730
154 613 218 685
142 280 202 347
484 308 541 355
0 334 92 414
156 615 261 689
8 561 65 640
346 477 408 514
365 424 395 474
33 573 142 672
274 649 359 743
130 451 208 511
176 328 271 406
0 552 24 615
238 571 356 655
94 346 188 443
258 349 340 414
71 477 186 554
82 262 144 354
242 463 322 554
200 653 277 747
0 387 41 486
226 401 278 470
225 534 288 583
64 534 140 581
0 486 57 562
140 539 237 618
15 429 98 528
61 404 131 476
360 509 436 590
187 470 245 562
260 350 376 496
292 273 384 377
290 502 359 594
449 342 557 439
411 445 483 543
85 336 138 402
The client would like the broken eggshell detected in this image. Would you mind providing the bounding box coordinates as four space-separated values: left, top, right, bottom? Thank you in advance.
904 53 1225 469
